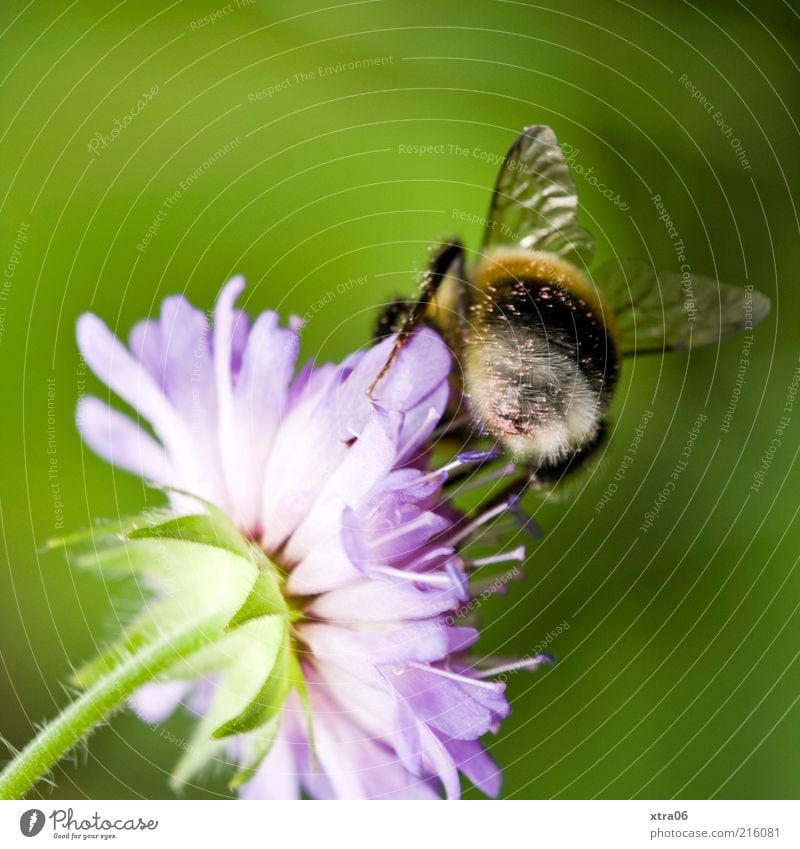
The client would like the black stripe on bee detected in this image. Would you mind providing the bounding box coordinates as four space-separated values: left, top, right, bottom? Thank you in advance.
477 276 619 396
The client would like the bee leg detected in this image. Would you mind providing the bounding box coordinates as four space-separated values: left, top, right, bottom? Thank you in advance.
367 239 464 399
373 296 414 342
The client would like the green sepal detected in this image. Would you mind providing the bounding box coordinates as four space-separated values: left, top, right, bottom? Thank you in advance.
45 510 170 552
47 511 171 574
69 514 262 689
288 650 317 769
53 507 300 790
169 618 289 787
169 720 228 792
226 568 287 630
128 512 253 562
227 714 281 790
224 657 310 790
212 621 290 739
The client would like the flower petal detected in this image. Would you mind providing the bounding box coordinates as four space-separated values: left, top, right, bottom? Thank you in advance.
334 327 452 432
76 396 173 482
307 577 458 623
284 528 361 596
212 277 245 510
442 737 502 798
259 373 349 550
392 665 509 740
129 680 191 724
284 409 402 564
239 718 301 800
77 313 185 450
128 319 164 382
298 620 467 669
306 680 439 800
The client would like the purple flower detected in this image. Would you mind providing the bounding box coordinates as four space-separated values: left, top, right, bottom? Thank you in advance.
76 277 549 799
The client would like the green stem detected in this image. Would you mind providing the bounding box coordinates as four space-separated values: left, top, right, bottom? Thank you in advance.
0 616 226 800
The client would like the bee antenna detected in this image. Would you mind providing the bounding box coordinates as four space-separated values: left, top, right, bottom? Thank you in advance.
367 239 464 400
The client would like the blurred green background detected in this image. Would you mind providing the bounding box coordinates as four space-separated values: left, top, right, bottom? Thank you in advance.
1 0 798 800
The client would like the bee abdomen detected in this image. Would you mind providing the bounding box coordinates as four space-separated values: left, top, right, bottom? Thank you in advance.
464 267 619 466
476 276 618 394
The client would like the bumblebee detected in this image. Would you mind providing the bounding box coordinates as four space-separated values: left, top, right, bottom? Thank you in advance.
372 126 770 485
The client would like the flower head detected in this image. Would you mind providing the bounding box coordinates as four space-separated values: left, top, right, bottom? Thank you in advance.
75 277 549 799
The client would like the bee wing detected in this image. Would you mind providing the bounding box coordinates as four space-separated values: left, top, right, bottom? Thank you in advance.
483 125 595 267
593 258 771 355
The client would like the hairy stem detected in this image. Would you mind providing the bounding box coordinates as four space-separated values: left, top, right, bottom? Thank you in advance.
0 616 226 800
